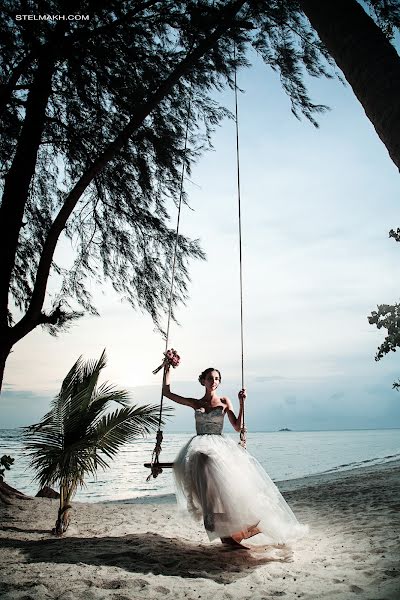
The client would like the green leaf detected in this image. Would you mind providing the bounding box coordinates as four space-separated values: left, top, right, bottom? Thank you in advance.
23 350 165 495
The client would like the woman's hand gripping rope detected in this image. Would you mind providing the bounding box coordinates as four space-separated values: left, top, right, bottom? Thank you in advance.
238 388 247 449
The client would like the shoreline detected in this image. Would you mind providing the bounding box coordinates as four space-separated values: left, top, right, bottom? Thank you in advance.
104 457 400 505
277 455 400 492
1 459 399 599
2 427 399 504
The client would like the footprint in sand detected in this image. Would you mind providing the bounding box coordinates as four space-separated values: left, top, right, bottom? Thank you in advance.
349 585 363 593
131 578 150 590
154 585 170 594
384 569 400 578
98 580 128 590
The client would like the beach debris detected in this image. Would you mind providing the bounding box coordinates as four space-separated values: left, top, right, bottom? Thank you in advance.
0 479 27 504
36 486 60 499
0 455 26 504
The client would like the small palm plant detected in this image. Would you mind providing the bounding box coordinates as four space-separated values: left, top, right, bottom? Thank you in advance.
24 350 162 535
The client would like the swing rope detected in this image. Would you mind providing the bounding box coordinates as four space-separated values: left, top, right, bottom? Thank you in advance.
146 54 247 478
146 95 192 481
234 45 247 449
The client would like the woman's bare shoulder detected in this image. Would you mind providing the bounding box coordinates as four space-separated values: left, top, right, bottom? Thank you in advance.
220 396 233 408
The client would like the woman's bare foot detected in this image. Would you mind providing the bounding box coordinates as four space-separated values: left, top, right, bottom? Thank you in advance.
230 522 261 543
220 536 247 549
241 523 262 539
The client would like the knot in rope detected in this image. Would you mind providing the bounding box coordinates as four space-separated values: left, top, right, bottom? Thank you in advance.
146 429 164 481
239 425 247 449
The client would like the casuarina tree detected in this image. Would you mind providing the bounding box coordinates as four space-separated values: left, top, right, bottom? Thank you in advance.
0 0 338 392
1 0 398 394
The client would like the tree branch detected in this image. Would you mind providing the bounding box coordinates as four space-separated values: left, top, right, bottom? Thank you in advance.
66 0 163 44
11 0 248 342
0 22 70 334
0 51 36 116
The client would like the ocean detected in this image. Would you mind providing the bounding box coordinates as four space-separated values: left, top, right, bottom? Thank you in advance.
1 428 399 503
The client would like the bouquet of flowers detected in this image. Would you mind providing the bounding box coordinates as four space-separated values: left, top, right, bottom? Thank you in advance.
152 348 181 374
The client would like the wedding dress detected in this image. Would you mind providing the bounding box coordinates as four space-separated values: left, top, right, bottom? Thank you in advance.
173 406 307 544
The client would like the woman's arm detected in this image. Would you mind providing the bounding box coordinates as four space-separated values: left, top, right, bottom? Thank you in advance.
162 366 198 409
225 389 246 432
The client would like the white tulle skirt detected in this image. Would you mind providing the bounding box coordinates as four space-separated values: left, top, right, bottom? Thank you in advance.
173 434 308 544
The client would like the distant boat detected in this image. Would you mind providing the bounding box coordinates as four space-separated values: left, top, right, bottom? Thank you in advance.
278 428 292 432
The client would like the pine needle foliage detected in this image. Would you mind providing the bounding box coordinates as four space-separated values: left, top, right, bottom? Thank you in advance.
1 0 339 347
3 0 397 391
366 0 400 39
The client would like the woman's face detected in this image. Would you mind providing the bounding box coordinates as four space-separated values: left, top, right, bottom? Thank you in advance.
203 370 221 391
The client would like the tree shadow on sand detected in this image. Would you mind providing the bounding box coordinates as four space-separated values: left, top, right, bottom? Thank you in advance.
0 532 293 583
0 525 50 534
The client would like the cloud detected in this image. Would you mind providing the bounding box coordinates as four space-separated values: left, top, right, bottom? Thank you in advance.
1 390 52 428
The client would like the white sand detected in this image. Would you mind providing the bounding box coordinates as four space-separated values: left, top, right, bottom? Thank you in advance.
1 461 399 600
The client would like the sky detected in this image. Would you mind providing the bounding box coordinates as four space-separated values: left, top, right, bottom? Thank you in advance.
2 47 400 431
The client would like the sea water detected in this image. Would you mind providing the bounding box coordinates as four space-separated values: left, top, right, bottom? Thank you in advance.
1 428 399 503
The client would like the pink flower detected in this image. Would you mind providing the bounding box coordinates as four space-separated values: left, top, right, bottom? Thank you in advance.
152 348 181 374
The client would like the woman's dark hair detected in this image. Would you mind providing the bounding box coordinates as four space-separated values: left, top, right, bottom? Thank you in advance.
198 368 222 385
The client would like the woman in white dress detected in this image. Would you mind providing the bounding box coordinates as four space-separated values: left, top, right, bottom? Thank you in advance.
163 365 307 548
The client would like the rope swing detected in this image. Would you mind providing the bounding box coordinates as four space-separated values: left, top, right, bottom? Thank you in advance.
145 50 247 475
145 95 192 481
234 44 247 449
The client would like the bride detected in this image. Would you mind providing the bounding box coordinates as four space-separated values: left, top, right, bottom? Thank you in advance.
163 365 307 547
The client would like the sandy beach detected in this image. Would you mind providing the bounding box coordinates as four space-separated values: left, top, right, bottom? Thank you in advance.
1 461 399 600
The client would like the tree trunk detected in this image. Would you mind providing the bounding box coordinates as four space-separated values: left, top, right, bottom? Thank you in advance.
0 51 35 116
53 486 72 536
0 17 70 333
53 502 72 535
0 48 57 327
0 343 12 394
299 0 400 171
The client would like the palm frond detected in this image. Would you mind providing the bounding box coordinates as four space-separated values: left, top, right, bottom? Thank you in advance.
94 381 131 406
80 348 107 411
23 350 166 493
90 404 162 466
85 386 131 428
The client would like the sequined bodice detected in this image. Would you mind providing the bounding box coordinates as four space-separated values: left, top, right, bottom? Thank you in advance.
195 406 224 435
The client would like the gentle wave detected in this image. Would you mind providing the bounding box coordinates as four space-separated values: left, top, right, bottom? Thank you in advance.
320 452 400 474
1 428 399 503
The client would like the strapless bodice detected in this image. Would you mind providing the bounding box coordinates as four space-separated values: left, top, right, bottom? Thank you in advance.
195 406 224 435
